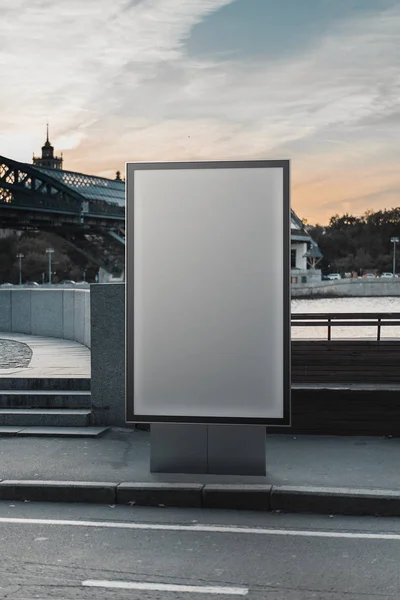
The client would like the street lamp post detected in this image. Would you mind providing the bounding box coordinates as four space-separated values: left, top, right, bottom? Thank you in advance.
391 237 399 277
16 253 24 286
46 248 54 284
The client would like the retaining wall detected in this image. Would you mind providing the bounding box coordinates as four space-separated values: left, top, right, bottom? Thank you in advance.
292 279 400 298
0 288 91 348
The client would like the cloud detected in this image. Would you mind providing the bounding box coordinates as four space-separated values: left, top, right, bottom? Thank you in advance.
292 157 400 224
0 0 399 223
79 4 400 170
95 4 400 138
0 0 234 153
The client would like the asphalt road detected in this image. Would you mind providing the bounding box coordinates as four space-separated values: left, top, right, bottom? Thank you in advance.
0 501 400 598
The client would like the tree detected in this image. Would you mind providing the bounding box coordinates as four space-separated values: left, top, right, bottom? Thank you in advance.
309 207 400 274
0 230 97 284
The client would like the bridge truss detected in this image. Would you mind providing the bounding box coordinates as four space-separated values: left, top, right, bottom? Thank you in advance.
0 156 125 275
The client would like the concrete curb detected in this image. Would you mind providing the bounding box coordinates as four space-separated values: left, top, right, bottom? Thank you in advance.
117 483 204 508
202 484 272 511
270 485 400 516
0 481 117 504
1 481 400 516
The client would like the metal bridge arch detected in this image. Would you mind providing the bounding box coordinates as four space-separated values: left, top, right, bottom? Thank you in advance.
0 155 125 275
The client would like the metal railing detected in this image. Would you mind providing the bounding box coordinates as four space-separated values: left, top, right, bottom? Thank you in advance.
291 313 400 341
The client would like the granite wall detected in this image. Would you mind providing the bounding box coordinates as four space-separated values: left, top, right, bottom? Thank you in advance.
90 283 125 426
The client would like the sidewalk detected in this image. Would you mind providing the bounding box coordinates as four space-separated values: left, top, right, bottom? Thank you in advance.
0 332 90 378
0 429 400 516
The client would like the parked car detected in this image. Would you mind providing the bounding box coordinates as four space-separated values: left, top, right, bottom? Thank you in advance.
0 283 13 287
23 281 40 287
326 273 341 280
59 280 76 285
363 273 376 279
380 272 394 279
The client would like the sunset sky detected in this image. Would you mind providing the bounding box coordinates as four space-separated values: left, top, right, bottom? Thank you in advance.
0 0 399 225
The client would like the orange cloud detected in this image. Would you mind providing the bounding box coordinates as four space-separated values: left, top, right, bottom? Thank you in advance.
293 161 400 224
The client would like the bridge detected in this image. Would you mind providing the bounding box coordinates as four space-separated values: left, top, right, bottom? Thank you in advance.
0 153 321 279
0 155 126 275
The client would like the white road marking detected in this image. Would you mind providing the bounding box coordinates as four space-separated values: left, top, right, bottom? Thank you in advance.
0 516 399 541
82 580 248 595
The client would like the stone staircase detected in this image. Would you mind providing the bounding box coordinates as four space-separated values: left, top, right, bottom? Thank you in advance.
0 378 108 437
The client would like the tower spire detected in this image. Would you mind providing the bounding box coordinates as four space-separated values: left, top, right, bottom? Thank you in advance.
32 124 63 170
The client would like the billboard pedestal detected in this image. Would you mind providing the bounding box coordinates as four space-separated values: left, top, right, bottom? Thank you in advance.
150 424 266 476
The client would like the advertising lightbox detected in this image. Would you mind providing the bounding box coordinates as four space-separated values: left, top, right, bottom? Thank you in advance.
126 160 290 425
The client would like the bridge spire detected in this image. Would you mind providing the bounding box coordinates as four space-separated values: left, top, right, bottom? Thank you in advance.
46 123 49 143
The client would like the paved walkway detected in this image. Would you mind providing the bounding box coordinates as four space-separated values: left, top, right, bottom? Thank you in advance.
0 332 90 378
0 428 397 488
1 430 399 515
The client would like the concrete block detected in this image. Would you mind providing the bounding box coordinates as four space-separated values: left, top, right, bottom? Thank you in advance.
11 290 32 334
0 390 92 409
116 482 204 508
150 424 208 473
0 408 91 427
0 427 24 436
271 485 400 516
0 480 117 504
16 426 108 437
203 484 272 511
74 291 86 345
0 378 91 391
62 290 75 340
0 290 12 331
2 287 89 345
31 290 63 338
207 425 266 475
150 424 266 476
84 290 91 347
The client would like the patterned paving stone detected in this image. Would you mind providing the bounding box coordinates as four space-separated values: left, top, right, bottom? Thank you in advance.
0 339 32 369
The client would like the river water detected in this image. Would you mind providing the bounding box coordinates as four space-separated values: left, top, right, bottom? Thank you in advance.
291 296 400 340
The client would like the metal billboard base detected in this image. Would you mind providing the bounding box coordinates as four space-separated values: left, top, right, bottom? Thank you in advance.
150 424 266 476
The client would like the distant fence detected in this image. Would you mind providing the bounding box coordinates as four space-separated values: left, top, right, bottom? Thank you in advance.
0 288 90 348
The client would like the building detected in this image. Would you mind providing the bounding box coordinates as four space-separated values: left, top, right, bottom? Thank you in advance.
291 210 322 283
32 125 63 170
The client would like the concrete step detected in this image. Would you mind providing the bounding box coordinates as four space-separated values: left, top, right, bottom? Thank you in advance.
0 426 108 438
0 390 91 409
0 409 91 427
0 378 91 391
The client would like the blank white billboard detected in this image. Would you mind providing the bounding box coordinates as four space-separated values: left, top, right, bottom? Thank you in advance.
126 161 290 425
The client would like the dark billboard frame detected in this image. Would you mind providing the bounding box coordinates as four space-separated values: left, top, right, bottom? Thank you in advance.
125 160 291 426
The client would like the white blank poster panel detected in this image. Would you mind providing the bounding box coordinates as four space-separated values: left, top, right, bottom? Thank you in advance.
132 166 285 419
